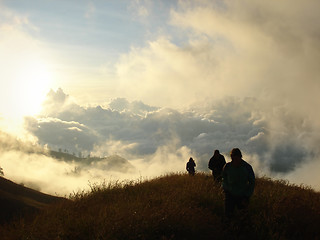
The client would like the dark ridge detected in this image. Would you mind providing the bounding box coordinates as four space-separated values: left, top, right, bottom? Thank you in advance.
0 176 65 224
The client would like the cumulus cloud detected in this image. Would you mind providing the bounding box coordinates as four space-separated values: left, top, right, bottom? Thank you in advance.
25 116 99 157
19 88 320 192
114 37 221 108
114 0 320 114
1 85 319 193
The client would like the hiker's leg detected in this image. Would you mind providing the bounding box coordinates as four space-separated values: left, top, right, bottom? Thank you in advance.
238 196 249 210
224 192 236 218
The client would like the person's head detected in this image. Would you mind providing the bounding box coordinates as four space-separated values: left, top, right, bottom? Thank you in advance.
230 148 242 161
189 157 193 162
214 150 220 155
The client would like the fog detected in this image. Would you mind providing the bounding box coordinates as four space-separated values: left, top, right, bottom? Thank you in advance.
0 127 192 195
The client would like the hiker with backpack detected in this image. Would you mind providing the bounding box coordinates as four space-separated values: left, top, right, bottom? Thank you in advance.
208 150 226 182
222 148 255 218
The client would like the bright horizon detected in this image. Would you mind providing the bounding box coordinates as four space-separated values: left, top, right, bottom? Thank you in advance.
1 0 320 194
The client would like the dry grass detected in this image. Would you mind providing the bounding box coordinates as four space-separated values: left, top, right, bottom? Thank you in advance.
1 173 320 239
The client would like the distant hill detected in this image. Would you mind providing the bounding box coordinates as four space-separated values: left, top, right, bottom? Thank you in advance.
1 173 320 239
49 150 83 161
49 150 135 172
0 176 65 224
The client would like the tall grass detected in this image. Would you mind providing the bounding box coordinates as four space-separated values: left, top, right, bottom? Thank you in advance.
1 173 320 239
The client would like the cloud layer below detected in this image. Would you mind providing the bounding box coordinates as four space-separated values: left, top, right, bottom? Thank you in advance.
1 87 317 194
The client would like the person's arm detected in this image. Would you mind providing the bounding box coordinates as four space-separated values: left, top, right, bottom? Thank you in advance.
222 164 230 192
208 158 213 170
219 156 226 170
245 164 255 197
222 156 226 165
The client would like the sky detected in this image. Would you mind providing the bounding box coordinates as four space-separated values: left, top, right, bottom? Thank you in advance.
1 0 320 195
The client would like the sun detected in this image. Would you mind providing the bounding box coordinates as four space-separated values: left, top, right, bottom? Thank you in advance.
4 60 52 118
17 60 52 116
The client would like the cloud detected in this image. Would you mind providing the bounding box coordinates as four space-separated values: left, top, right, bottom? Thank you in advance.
108 97 159 115
1 86 319 193
0 128 193 195
114 37 223 108
85 2 96 19
41 88 74 116
113 0 320 123
128 0 151 20
23 89 318 182
134 141 194 177
0 4 32 29
25 116 99 156
0 130 46 154
281 156 320 190
1 150 78 194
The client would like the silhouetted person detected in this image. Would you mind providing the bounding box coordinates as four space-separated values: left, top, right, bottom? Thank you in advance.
222 148 255 219
186 157 196 176
208 150 226 182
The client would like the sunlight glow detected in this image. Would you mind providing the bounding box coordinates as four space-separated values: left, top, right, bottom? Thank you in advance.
17 61 52 116
5 60 52 118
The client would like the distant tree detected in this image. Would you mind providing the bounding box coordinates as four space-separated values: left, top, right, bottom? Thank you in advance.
78 152 82 158
0 167 4 176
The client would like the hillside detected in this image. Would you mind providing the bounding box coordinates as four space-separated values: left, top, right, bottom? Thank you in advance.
49 150 83 161
0 176 65 224
1 173 320 239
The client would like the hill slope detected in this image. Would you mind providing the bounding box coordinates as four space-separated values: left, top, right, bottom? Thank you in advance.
1 173 320 239
0 176 65 224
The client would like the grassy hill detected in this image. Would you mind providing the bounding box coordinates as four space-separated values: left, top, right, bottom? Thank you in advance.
0 176 65 224
1 173 320 239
